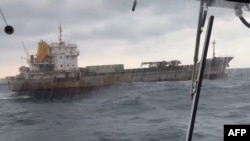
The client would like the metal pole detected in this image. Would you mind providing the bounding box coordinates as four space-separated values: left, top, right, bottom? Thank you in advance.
191 0 205 97
185 16 214 141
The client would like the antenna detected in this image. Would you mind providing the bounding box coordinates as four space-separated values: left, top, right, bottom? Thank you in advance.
0 8 14 34
212 40 216 58
59 24 62 43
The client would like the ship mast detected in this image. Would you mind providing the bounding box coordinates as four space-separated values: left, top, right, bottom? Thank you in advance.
212 40 216 58
59 24 62 44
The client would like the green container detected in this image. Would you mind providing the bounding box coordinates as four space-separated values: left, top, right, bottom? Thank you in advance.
86 64 124 74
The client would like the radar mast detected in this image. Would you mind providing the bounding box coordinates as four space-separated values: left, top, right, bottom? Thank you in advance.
59 24 63 44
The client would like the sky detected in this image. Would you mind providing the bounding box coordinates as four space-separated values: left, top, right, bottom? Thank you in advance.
0 0 250 78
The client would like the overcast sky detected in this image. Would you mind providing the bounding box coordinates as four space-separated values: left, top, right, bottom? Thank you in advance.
0 0 250 78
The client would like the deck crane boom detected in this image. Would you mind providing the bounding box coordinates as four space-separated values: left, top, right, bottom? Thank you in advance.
22 41 30 64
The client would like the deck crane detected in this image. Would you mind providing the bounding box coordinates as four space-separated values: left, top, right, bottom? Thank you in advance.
131 0 250 141
22 41 30 64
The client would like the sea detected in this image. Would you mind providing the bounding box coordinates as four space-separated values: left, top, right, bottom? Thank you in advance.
0 68 250 141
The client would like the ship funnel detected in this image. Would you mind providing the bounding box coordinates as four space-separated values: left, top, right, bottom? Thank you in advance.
4 25 14 34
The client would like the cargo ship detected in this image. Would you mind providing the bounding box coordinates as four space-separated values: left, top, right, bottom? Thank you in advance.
6 27 233 93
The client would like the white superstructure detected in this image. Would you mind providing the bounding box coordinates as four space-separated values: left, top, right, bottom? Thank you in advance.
19 25 80 79
49 41 79 71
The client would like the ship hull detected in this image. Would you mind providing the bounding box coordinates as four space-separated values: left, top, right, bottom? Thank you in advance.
6 57 233 93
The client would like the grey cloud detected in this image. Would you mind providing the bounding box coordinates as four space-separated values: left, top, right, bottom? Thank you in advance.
2 0 200 39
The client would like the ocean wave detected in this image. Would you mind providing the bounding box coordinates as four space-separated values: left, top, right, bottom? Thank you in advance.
0 69 249 141
0 92 30 100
